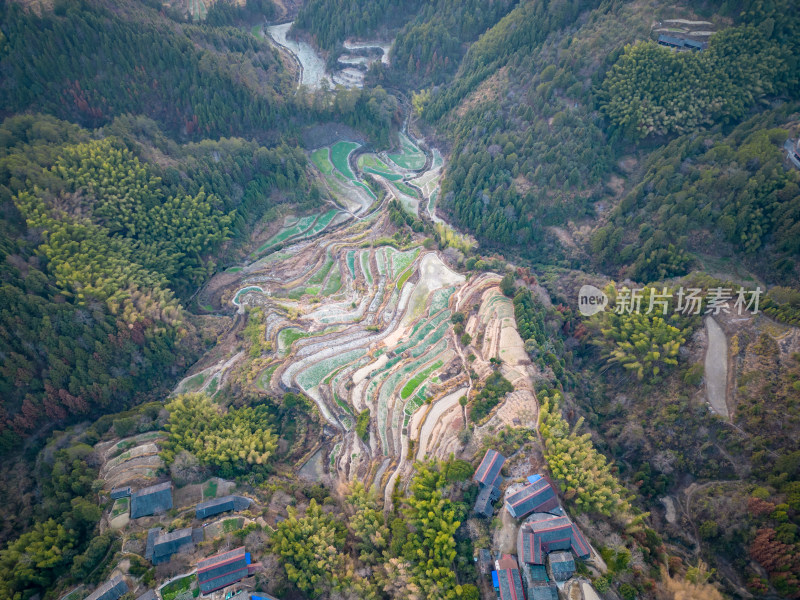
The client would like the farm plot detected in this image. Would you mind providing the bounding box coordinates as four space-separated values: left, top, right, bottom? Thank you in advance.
296 348 366 390
409 169 440 197
401 360 444 400
305 209 340 236
322 263 343 295
330 141 360 179
361 250 373 285
390 247 419 278
256 214 318 254
306 253 334 285
232 286 265 306
375 247 387 277
311 148 335 174
346 250 356 278
354 181 377 200
257 363 279 389
388 131 426 170
111 497 129 518
394 310 451 355
394 181 419 198
279 328 310 353
160 574 197 600
358 154 403 180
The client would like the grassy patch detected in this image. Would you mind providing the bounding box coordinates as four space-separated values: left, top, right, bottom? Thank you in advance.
401 360 443 400
397 266 413 290
330 141 359 179
203 480 218 499
222 517 243 533
279 328 309 353
311 148 334 174
111 497 128 518
160 574 196 600
183 372 205 392
356 409 370 441
257 364 278 389
322 264 342 295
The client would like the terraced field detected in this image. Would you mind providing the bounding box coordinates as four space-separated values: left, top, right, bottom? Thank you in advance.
388 131 426 170
189 134 539 504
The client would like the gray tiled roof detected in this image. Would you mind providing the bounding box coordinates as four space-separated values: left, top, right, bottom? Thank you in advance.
84 576 129 600
130 482 172 519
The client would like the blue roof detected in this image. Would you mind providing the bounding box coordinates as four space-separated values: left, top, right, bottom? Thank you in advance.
491 571 499 588
527 474 542 484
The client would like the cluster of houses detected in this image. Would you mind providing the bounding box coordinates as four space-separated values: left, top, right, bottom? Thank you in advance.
79 482 259 600
472 450 595 600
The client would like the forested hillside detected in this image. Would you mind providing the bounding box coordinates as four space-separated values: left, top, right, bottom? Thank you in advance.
423 0 800 278
0 113 318 452
1 0 799 599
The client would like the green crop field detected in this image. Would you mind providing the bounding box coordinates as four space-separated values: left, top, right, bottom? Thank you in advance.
203 479 218 498
161 575 196 600
346 251 356 278
296 348 366 390
111 497 128 518
397 266 413 290
257 214 318 253
322 264 342 295
388 132 426 170
394 181 419 198
361 251 373 285
279 328 310 353
307 255 334 285
257 363 278 389
400 360 443 399
307 209 339 236
311 148 334 174
354 181 377 199
330 141 359 179
365 167 402 181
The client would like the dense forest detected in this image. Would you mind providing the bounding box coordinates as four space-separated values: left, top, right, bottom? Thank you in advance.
425 0 800 282
0 113 319 451
592 106 800 284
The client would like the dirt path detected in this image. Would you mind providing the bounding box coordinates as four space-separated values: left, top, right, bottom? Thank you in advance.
704 316 730 419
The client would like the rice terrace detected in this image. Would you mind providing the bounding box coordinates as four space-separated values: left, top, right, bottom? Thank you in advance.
181 126 539 505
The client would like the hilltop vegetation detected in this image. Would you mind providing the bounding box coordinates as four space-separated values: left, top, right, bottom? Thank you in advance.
592 106 800 284
0 113 318 449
